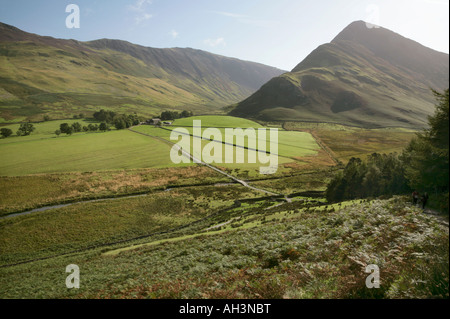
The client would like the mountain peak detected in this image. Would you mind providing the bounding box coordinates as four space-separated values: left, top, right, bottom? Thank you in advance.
332 20 380 41
330 20 449 82
332 20 447 56
230 21 449 128
331 20 408 47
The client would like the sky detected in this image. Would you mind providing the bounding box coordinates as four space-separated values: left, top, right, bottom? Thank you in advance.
0 0 448 71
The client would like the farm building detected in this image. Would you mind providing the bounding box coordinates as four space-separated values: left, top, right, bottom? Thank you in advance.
145 118 161 125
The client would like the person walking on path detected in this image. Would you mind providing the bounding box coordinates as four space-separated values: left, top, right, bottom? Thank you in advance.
421 192 429 210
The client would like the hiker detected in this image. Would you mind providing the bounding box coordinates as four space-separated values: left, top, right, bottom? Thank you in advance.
421 192 429 210
412 191 419 205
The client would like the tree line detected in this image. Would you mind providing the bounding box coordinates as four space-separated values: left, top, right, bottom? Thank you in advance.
1 123 35 138
93 110 141 130
55 122 111 136
1 108 195 139
326 89 449 212
326 153 410 202
160 110 193 121
55 110 143 136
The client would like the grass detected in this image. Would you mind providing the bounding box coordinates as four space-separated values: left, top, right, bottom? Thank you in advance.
0 117 328 180
247 169 335 194
0 38 281 122
0 166 230 216
0 196 447 299
0 129 191 176
158 116 321 160
134 118 322 178
104 198 364 257
171 115 264 128
0 119 97 143
0 116 331 217
1 116 444 300
284 122 416 164
0 184 262 266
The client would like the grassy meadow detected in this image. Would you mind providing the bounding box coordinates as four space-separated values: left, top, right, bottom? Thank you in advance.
284 122 417 164
171 115 265 128
0 166 230 216
134 116 324 178
0 184 262 266
0 126 191 176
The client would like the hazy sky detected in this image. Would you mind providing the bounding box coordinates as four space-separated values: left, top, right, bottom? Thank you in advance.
0 0 448 71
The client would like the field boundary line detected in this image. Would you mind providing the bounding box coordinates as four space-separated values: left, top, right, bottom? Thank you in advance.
283 123 341 166
128 126 281 197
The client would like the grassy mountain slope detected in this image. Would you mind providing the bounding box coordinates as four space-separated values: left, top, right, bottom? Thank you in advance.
230 21 449 128
0 22 285 122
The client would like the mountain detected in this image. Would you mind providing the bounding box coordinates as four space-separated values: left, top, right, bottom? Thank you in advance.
0 22 285 121
229 21 449 128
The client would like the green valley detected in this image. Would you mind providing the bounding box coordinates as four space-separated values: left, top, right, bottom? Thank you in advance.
0 17 448 303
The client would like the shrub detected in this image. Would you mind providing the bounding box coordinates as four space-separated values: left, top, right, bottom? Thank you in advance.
0 128 12 138
16 123 35 136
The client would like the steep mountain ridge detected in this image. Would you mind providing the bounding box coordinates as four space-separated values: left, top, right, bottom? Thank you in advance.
0 22 285 121
230 21 449 128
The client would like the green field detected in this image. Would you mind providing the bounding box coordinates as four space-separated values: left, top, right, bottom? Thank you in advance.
167 127 320 159
171 115 264 128
0 129 192 176
0 119 97 144
170 116 320 157
134 116 322 176
284 122 417 163
0 116 327 218
0 117 321 177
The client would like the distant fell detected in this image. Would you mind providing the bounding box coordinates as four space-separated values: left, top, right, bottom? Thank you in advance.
230 20 449 128
0 22 285 122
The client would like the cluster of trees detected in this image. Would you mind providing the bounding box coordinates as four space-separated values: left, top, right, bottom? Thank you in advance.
93 109 140 130
53 109 143 136
112 114 140 130
326 89 449 211
1 128 13 138
402 89 449 195
2 108 193 139
54 109 142 136
17 123 35 136
56 122 109 136
0 123 35 138
160 110 193 121
326 153 409 202
93 110 116 123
